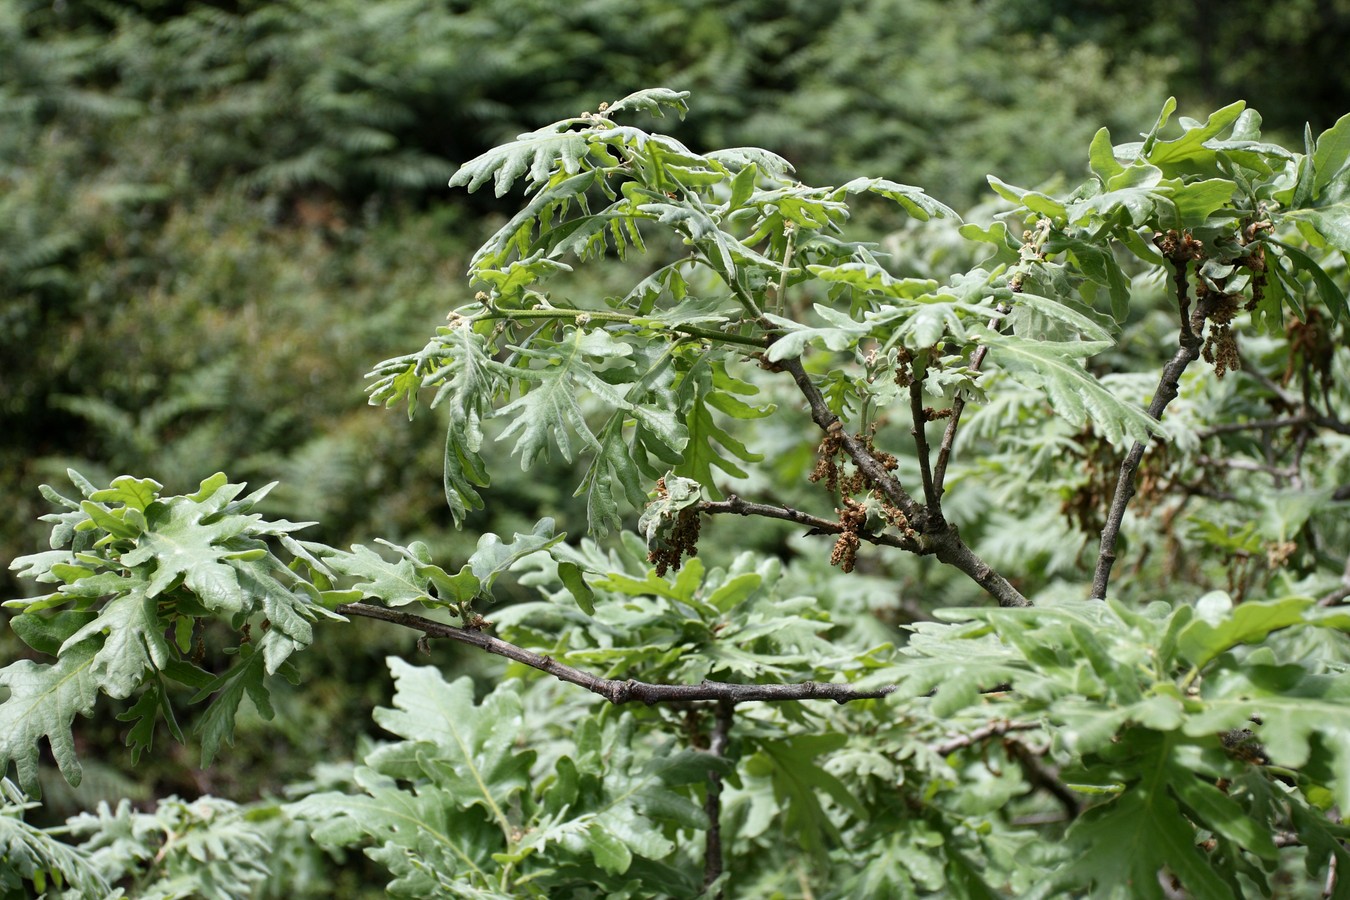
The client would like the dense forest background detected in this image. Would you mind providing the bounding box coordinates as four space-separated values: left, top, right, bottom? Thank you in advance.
3 0 1349 864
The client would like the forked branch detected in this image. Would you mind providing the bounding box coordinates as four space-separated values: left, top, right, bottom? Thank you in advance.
776 356 1030 608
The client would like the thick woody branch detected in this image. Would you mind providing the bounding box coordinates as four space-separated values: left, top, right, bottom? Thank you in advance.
928 529 1031 607
336 602 895 704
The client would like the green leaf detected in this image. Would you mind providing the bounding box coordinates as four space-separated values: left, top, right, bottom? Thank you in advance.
77 500 142 541
1143 101 1246 173
329 544 431 607
1014 291 1113 341
61 582 174 699
582 823 632 874
1067 164 1164 225
979 331 1158 446
1284 204 1350 254
728 161 757 209
764 304 869 361
603 87 691 119
0 798 110 897
450 123 593 197
421 324 499 525
1313 111 1350 198
8 610 96 656
987 175 1067 220
558 561 595 615
837 177 958 221
1289 798 1350 895
675 358 767 495
1052 238 1132 323
1088 127 1125 182
192 644 273 767
1132 96 1178 160
121 491 256 614
0 641 100 793
377 542 480 610
1176 595 1314 668
290 778 500 896
1048 745 1232 899
707 572 761 613
578 416 648 537
467 519 565 593
366 661 532 824
807 262 938 300
1169 178 1236 226
117 676 184 765
748 733 863 857
492 327 638 467
1267 239 1349 322
88 475 162 512
1186 671 1350 810
1167 764 1278 861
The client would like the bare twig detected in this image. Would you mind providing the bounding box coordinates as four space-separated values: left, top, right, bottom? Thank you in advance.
930 719 1040 756
1237 355 1301 408
909 371 941 516
1197 414 1313 438
1004 738 1081 819
700 495 920 552
1091 252 1206 601
929 715 1080 817
933 305 1008 497
1196 409 1350 442
336 602 895 704
703 699 734 897
1195 455 1297 478
1318 555 1350 607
